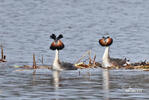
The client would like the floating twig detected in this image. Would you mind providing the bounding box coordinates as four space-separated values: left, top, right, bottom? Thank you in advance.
93 54 96 66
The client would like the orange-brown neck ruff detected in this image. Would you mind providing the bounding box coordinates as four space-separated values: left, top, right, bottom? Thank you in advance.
50 40 64 50
99 37 113 47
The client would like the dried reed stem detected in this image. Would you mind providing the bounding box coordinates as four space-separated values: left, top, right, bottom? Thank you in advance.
32 53 37 69
75 50 91 64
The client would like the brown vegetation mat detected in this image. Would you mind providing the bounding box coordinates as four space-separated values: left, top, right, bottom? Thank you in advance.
75 50 149 71
14 50 149 71
96 61 149 70
74 50 101 69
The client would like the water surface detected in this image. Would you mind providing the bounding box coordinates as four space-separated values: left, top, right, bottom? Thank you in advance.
0 0 149 99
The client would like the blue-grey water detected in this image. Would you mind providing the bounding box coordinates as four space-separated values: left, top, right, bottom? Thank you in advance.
0 0 149 99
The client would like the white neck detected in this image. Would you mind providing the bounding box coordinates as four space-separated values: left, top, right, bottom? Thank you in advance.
53 50 62 70
102 46 111 67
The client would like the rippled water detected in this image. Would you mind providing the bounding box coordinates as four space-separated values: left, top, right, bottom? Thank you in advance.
0 0 149 99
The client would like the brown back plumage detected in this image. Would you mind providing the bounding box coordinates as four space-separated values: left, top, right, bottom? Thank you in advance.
50 34 65 50
99 36 113 46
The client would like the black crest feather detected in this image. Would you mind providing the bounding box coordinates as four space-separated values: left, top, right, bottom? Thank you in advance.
50 34 56 40
57 34 63 40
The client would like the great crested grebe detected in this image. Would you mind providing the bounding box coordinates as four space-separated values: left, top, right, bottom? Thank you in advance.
99 36 127 68
50 34 77 71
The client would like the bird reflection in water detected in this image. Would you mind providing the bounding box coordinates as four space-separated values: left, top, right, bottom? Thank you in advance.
52 70 60 100
102 69 110 100
52 71 60 89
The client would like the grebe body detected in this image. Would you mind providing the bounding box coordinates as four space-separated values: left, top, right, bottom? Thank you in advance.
50 34 77 70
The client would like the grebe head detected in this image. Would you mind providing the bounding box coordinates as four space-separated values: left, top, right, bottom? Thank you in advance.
99 36 113 47
50 34 65 50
